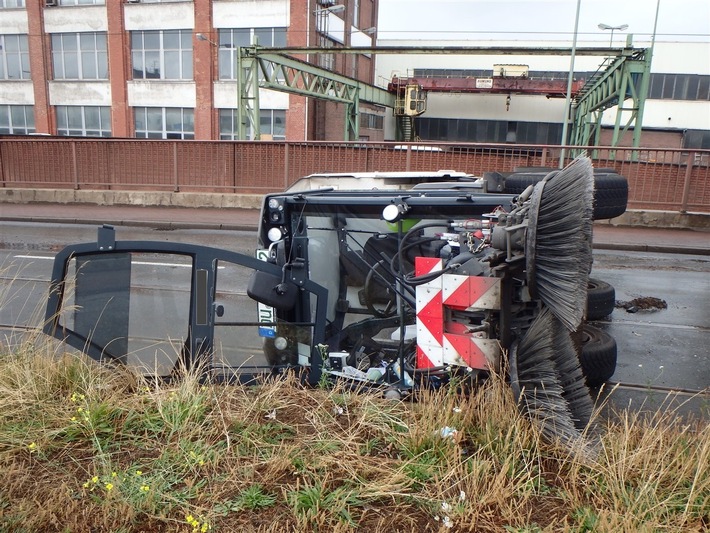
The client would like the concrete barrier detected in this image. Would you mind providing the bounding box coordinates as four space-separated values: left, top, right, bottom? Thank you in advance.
597 210 710 231
1 188 708 230
0 188 264 210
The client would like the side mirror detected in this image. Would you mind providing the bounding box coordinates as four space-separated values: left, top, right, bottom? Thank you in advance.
247 271 298 311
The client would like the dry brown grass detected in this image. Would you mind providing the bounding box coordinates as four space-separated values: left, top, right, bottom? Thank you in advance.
0 339 708 532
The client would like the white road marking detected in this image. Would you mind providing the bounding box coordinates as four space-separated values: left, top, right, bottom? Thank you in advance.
13 255 225 269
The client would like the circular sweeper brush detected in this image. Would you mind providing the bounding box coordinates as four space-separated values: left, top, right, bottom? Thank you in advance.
525 156 594 332
509 308 597 454
510 156 598 453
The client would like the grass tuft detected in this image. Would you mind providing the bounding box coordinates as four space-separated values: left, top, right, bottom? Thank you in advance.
0 335 707 532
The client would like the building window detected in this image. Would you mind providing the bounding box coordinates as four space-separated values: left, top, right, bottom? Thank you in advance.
56 105 110 137
683 130 710 150
57 0 105 5
131 30 193 80
218 109 285 140
650 73 710 101
318 36 335 71
1 1 25 8
0 35 30 80
218 27 286 80
134 107 194 139
360 112 383 130
51 33 108 80
0 105 34 134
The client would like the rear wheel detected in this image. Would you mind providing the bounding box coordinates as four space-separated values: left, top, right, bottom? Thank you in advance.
580 324 617 387
503 171 628 220
587 278 615 320
592 173 628 220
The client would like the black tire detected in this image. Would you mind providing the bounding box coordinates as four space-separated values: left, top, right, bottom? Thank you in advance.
592 173 628 220
503 172 554 194
580 324 617 387
593 167 619 174
587 278 615 320
513 166 558 173
503 171 628 220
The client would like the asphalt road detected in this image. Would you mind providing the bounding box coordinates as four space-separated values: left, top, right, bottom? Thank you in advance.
1 221 708 418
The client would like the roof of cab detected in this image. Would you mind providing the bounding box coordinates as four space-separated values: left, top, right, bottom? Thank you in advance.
285 170 482 192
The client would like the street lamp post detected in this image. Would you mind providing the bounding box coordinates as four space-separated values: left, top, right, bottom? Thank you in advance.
598 23 629 46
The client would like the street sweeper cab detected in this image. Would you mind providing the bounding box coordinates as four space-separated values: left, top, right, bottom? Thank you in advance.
43 157 621 447
249 157 604 444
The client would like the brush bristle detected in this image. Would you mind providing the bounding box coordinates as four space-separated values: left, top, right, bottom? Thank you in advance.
526 156 594 331
510 307 596 453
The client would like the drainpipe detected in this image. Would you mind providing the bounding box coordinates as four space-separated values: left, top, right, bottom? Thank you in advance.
305 0 310 140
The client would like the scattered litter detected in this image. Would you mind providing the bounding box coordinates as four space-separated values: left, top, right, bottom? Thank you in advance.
332 406 344 416
341 366 367 380
438 427 458 439
616 297 668 313
265 409 277 420
453 407 462 414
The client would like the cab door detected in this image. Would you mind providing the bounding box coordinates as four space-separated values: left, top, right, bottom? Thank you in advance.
44 227 328 384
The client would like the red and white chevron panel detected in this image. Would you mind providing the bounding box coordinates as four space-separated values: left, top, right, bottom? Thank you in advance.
415 257 501 370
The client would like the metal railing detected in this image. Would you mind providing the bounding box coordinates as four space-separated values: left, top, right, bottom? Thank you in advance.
1 138 708 213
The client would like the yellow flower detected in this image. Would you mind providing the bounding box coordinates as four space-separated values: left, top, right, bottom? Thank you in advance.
91 476 99 484
71 416 77 422
201 523 209 532
140 485 150 493
105 482 114 492
186 515 197 526
135 470 142 476
111 472 117 478
77 407 84 413
27 442 37 451
82 481 90 488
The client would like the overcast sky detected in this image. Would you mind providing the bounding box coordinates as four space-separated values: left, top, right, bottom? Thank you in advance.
377 0 710 43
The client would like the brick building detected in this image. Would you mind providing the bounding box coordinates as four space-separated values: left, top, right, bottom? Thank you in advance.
0 0 384 141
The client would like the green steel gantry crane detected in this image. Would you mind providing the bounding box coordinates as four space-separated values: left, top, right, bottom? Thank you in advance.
570 42 653 149
235 44 651 147
236 47 394 141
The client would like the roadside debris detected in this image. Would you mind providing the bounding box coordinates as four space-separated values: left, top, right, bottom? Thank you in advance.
616 297 668 313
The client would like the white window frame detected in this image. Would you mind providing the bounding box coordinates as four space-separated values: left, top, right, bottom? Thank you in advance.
134 107 194 140
219 108 285 140
0 1 26 8
56 105 111 137
51 32 108 80
0 105 35 135
0 34 30 80
218 27 287 80
131 30 193 81
57 0 105 5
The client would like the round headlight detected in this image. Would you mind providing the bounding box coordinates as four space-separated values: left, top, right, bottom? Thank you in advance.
274 336 288 351
267 227 283 242
268 198 281 209
382 203 401 222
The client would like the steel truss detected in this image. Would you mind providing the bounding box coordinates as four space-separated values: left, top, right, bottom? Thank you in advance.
571 47 651 149
237 47 394 141
236 45 650 146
